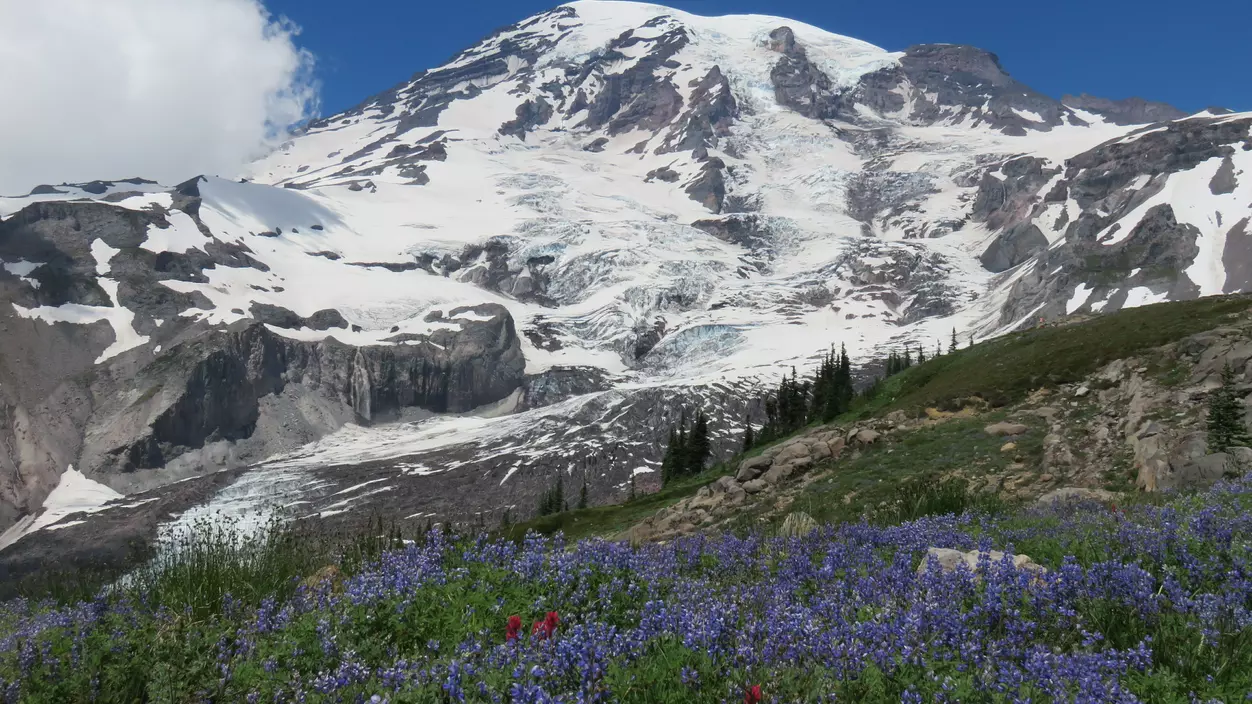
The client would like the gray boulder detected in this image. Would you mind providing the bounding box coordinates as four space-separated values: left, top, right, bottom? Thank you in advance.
985 422 1028 437
736 455 773 482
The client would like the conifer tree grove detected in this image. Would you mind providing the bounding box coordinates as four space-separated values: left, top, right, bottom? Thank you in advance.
661 409 714 485
1207 362 1252 453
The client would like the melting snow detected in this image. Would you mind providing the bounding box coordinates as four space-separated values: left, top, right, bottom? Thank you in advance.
0 467 122 550
1066 284 1094 315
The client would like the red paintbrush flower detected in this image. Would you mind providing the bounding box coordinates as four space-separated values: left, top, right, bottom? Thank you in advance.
505 615 522 641
543 611 560 638
744 685 762 704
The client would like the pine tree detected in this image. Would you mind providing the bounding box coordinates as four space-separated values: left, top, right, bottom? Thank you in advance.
628 473 637 500
936 341 942 358
742 414 755 452
661 426 679 484
501 508 512 528
554 474 565 514
578 478 588 510
837 344 852 410
675 423 689 477
950 328 958 354
917 346 926 364
1207 362 1252 453
688 410 711 474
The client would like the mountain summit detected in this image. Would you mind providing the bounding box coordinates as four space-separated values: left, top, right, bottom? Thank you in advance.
2 1 1250 562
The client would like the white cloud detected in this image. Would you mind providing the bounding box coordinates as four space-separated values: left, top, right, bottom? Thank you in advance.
0 0 319 195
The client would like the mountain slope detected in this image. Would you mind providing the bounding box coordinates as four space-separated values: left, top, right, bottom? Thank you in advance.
1 0 1249 561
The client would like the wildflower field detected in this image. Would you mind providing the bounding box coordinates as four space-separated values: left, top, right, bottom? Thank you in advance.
3 479 1252 703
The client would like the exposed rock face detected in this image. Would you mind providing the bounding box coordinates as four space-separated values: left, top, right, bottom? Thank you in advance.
842 45 1075 134
0 301 525 531
499 97 555 139
767 27 840 120
994 115 1252 328
980 223 1048 273
657 66 737 153
971 157 1060 231
1061 94 1187 126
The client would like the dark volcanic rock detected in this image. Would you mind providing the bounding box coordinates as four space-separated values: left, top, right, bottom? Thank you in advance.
970 157 1059 231
767 27 840 120
1065 116 1252 206
1224 218 1252 294
85 304 524 476
842 44 1075 134
499 97 555 139
692 214 773 253
1061 93 1187 126
645 166 681 183
520 366 613 410
658 66 738 153
573 25 690 136
685 158 727 213
981 223 1049 273
1209 156 1238 195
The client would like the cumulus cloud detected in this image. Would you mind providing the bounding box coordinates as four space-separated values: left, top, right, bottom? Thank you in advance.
0 0 319 195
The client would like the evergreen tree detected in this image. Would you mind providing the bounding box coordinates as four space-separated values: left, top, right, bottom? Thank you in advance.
969 334 974 348
837 345 853 410
950 328 958 354
917 346 926 364
742 414 755 452
628 473 637 500
936 341 942 358
578 478 588 510
661 426 679 484
1207 362 1252 453
554 474 565 514
688 410 711 474
675 423 689 477
501 508 512 528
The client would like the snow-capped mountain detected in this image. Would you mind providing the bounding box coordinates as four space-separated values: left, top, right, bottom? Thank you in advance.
2 1 1249 569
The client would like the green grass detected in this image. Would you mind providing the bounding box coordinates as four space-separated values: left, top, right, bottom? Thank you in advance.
849 294 1252 415
754 413 1043 530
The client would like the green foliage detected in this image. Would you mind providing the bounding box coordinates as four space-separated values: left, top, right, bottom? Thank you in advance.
852 294 1252 416
537 473 566 517
661 409 712 485
741 414 755 453
788 413 1040 527
1207 362 1252 453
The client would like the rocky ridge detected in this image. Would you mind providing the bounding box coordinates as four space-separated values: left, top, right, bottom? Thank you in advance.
625 306 1252 544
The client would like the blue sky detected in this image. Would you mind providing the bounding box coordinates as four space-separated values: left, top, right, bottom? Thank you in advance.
267 0 1247 118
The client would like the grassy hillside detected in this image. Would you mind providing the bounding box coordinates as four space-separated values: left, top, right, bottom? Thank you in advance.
853 294 1252 415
